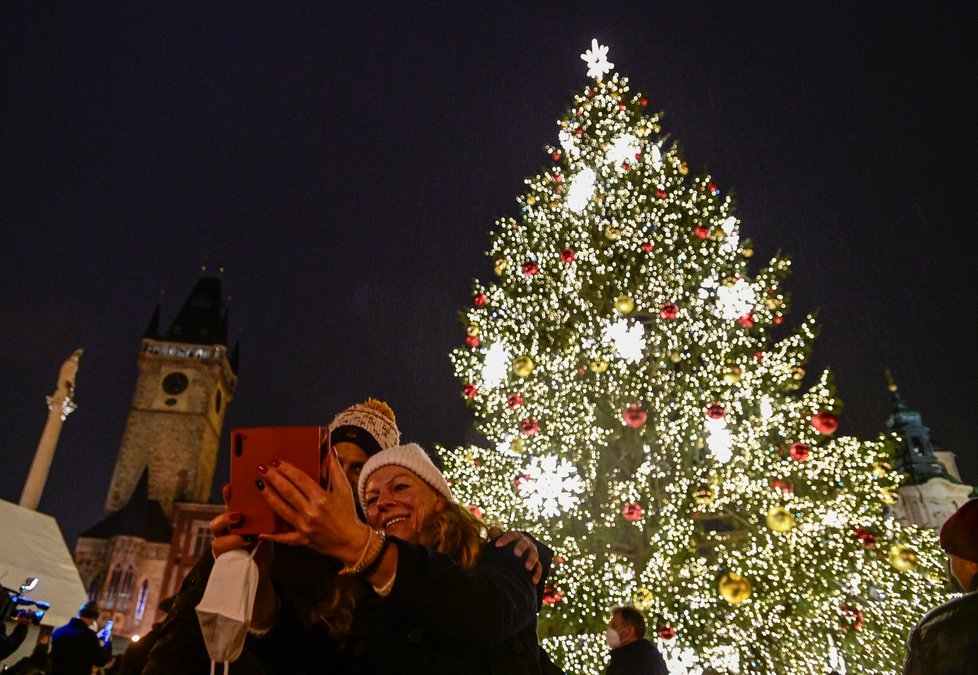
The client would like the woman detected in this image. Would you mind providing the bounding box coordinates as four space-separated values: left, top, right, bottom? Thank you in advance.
143 398 403 673
246 442 552 674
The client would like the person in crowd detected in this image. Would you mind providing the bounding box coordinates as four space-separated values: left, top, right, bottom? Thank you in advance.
241 441 553 673
144 399 545 672
604 605 668 675
0 613 30 661
5 639 52 675
903 498 978 675
49 601 113 675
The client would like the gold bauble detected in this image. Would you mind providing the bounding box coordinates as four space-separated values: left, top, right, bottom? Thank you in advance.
678 162 689 176
692 485 715 506
764 297 780 310
722 276 738 288
668 351 682 363
510 437 525 454
766 506 796 532
632 587 654 611
723 366 742 385
614 295 636 314
743 247 754 258
713 228 727 239
589 357 609 373
652 123 662 133
790 366 806 381
889 544 919 572
466 324 480 337
604 226 622 241
718 572 751 605
494 259 508 276
926 569 945 586
513 356 534 377
526 195 537 205
880 487 900 505
872 459 893 478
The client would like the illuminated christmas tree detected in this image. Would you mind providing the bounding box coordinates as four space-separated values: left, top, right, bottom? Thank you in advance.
440 41 951 674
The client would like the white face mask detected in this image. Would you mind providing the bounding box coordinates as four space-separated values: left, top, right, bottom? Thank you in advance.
606 627 621 649
195 545 261 670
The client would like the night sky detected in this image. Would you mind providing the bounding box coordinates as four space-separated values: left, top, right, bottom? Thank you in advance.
2 3 974 552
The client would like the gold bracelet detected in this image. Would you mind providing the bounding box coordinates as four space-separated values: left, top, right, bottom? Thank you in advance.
339 529 386 576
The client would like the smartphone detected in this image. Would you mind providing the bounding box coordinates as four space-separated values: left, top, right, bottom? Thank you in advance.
228 426 329 535
97 619 113 642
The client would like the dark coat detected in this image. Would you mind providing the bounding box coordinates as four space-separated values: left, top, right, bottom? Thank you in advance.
50 618 113 675
903 591 978 675
1 620 29 660
606 639 669 675
253 537 552 674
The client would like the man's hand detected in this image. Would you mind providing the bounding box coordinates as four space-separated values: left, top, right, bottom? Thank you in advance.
492 529 543 585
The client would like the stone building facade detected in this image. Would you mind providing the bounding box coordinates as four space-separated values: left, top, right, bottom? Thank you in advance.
73 276 237 640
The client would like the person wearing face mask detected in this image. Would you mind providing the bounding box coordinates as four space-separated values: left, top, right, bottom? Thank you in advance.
604 606 668 675
242 441 554 673
144 401 546 673
49 601 114 675
903 498 978 675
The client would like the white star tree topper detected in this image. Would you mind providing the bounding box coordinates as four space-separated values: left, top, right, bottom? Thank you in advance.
581 39 613 80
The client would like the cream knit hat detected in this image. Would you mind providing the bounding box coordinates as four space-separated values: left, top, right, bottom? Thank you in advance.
358 442 453 509
328 398 400 455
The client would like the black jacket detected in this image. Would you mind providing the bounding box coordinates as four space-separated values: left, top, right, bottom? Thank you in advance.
1 620 29 660
903 591 978 675
253 537 552 674
50 618 113 675
606 639 669 675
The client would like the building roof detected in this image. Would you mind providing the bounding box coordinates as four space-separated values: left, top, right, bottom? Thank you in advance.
78 471 172 543
144 276 228 346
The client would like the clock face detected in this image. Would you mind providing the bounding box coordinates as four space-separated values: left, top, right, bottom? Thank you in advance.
161 372 189 395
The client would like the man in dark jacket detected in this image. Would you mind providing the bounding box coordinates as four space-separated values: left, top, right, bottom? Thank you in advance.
604 606 668 675
903 498 978 675
50 601 113 675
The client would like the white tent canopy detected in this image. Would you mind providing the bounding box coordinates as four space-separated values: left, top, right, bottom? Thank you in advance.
0 498 87 628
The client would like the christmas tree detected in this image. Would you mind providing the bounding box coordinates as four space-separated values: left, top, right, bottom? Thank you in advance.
440 41 951 674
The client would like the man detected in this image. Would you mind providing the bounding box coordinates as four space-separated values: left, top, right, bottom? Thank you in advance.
903 498 978 674
605 605 668 675
50 601 113 675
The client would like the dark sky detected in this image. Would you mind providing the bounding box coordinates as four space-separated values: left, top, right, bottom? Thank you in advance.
2 3 974 551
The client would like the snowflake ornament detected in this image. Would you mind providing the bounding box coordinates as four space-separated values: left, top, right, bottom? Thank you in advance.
581 39 614 80
481 341 511 389
519 454 585 517
567 168 596 212
602 319 647 363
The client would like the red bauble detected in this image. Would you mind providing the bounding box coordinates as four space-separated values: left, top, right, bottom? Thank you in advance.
618 103 626 111
621 161 631 171
738 313 754 327
706 403 725 420
694 225 710 240
852 527 877 548
554 173 563 183
623 503 643 521
560 249 575 263
770 479 793 494
754 351 765 361
708 182 719 195
467 504 484 519
574 128 583 136
554 555 565 565
523 261 539 276
774 316 784 325
542 584 563 605
839 606 863 632
512 473 532 493
660 303 679 319
657 625 676 640
789 442 810 461
462 384 478 399
656 189 668 199
623 404 648 428
507 394 524 409
551 151 561 161
641 242 653 252
464 335 480 348
811 411 839 435
473 293 487 307
520 418 540 436
640 97 649 107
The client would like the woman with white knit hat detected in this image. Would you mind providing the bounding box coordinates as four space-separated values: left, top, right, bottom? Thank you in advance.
248 441 555 673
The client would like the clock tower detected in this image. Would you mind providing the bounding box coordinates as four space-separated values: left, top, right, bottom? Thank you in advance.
103 276 238 516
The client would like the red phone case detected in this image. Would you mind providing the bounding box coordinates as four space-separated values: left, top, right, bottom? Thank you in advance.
228 425 328 535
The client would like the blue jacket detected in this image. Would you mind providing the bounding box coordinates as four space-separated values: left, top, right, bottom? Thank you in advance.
50 618 112 675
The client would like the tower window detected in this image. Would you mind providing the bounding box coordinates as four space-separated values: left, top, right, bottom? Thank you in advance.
214 389 222 414
134 580 149 622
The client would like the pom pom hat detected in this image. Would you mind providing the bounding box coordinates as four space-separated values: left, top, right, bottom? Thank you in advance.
329 398 400 456
358 442 454 509
940 498 978 563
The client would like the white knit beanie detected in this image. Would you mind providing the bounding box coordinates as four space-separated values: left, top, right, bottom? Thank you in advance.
328 398 400 454
358 442 453 509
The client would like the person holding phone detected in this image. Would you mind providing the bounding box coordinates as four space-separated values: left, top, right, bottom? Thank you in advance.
49 601 114 675
242 442 553 673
